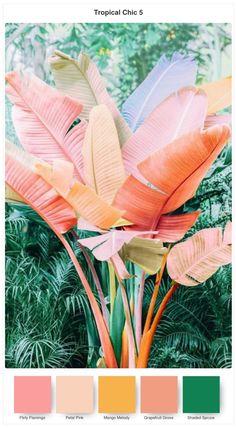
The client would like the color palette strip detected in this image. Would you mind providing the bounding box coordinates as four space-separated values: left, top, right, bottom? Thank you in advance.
13 375 220 415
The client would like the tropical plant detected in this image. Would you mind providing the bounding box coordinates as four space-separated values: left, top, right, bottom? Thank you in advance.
5 48 232 368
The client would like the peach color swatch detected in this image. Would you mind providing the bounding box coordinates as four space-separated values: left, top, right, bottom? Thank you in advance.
98 376 136 414
14 376 51 414
56 376 93 414
140 376 178 413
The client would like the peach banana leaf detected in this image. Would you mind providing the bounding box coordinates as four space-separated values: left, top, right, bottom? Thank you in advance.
5 70 87 183
82 104 126 204
167 222 232 286
49 50 131 146
35 159 124 229
199 76 232 114
122 52 197 131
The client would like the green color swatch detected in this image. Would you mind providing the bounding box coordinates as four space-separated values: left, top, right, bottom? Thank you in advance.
183 376 220 413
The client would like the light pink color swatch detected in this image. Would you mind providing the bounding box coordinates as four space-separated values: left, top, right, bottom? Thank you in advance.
14 376 51 414
56 376 94 414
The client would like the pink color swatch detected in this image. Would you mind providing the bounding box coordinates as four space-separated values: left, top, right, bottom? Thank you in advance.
56 376 94 414
141 376 178 413
14 376 51 414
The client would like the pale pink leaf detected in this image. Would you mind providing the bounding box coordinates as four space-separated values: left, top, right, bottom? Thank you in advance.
122 87 207 179
167 226 232 286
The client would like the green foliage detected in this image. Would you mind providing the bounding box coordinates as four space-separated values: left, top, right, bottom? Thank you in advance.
5 204 101 368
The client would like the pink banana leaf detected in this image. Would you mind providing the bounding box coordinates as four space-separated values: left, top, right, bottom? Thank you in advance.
63 119 87 182
122 87 207 179
78 229 160 261
110 253 132 279
204 113 231 129
5 70 86 182
223 221 232 245
78 229 167 278
77 217 104 233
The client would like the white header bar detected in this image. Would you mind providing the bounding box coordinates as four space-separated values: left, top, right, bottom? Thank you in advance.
3 2 234 23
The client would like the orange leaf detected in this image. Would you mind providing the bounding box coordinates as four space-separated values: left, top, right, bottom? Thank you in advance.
67 182 124 229
35 160 124 229
113 175 167 229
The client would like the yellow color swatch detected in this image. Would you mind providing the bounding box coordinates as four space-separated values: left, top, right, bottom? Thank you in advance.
98 376 136 414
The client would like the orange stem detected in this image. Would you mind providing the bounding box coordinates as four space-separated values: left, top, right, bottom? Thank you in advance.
143 249 170 335
120 324 129 368
137 282 179 368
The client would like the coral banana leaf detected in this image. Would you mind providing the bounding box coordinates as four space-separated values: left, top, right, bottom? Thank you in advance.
167 222 232 286
199 76 232 114
113 175 167 229
83 105 126 204
49 50 131 146
35 160 124 229
122 52 197 131
154 211 201 242
114 125 230 229
5 142 77 234
138 124 230 214
122 87 207 178
5 70 86 182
